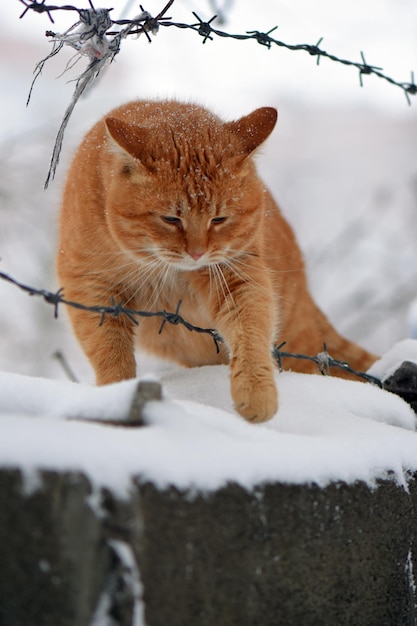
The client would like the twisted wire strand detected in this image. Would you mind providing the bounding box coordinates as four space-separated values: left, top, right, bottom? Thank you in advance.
19 0 417 101
0 270 381 386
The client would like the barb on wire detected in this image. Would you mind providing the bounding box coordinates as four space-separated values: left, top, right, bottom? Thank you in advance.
357 51 383 88
0 270 223 353
19 0 79 23
272 342 382 387
20 1 416 185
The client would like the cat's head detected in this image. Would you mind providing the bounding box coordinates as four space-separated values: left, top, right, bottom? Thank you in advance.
103 102 277 271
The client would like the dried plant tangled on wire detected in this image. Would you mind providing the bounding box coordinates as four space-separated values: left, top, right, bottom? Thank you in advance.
19 0 416 187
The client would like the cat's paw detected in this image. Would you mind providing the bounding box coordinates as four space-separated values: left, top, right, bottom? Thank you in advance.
231 373 278 423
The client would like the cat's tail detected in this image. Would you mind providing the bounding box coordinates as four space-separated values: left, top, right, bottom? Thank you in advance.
275 297 378 379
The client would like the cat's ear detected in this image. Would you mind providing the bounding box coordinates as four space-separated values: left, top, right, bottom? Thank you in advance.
227 107 277 156
105 116 152 162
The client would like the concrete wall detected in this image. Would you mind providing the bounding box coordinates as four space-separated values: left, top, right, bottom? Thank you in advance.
0 468 416 625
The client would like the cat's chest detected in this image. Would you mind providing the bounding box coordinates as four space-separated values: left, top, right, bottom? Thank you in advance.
132 266 208 316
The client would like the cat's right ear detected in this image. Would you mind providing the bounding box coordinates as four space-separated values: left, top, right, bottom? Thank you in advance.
105 117 152 163
227 107 278 156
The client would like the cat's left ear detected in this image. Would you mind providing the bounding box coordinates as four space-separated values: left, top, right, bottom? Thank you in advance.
105 116 153 162
226 107 278 156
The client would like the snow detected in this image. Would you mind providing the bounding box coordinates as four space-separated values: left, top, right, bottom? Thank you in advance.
367 338 417 380
0 341 416 498
91 539 145 626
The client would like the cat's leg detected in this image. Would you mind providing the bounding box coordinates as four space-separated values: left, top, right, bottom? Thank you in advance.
64 302 137 385
229 349 278 423
210 271 278 423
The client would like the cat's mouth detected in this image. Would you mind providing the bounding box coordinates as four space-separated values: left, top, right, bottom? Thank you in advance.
157 252 222 272
167 255 210 271
143 245 232 272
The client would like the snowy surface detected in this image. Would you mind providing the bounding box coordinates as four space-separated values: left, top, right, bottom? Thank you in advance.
0 340 416 497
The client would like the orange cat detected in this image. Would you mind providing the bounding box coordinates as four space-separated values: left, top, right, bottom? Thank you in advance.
57 100 376 422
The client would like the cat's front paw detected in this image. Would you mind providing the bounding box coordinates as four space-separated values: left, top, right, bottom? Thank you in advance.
231 370 278 423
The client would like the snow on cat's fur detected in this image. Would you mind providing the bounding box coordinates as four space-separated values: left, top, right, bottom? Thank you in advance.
57 100 376 421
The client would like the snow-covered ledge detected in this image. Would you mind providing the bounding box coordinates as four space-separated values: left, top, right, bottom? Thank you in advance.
1 341 417 625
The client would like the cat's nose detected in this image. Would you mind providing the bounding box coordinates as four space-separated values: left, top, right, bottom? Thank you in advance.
188 249 205 261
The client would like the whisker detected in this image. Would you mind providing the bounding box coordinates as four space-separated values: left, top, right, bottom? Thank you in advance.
220 259 269 298
138 260 169 310
212 264 229 311
112 258 168 307
208 264 222 310
224 253 304 276
214 263 238 316
167 266 179 303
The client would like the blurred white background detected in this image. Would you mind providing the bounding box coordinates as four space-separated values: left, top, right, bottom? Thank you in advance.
0 0 416 381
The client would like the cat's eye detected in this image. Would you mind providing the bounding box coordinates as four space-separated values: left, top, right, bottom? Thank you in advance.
211 217 227 225
162 216 182 226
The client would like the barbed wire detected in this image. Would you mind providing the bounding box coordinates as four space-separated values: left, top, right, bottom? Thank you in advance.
21 0 174 187
19 0 417 186
0 269 383 387
0 270 223 351
272 343 382 387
